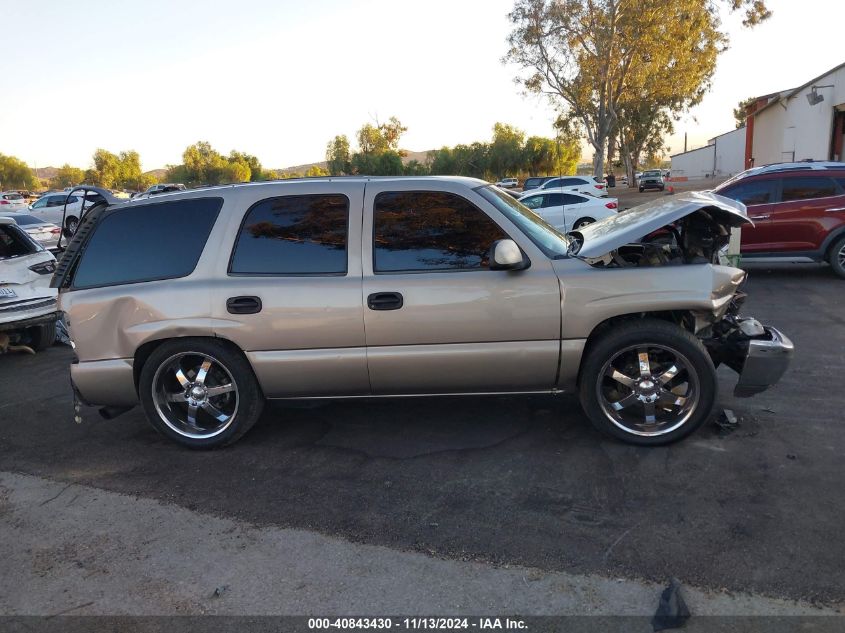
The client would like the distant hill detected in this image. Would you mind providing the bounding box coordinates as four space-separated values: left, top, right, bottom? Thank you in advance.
34 166 59 181
144 168 168 180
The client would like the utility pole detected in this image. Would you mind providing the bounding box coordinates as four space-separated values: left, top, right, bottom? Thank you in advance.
684 132 688 153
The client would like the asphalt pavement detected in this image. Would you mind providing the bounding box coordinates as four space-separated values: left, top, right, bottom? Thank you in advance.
1 261 843 609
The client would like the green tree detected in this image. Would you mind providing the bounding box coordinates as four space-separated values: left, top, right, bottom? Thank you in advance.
169 141 254 185
489 123 525 179
0 154 38 189
229 151 264 181
325 135 352 175
92 148 122 188
305 165 329 177
505 0 770 178
53 164 86 188
733 96 757 129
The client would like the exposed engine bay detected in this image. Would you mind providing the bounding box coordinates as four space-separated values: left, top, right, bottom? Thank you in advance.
580 208 734 268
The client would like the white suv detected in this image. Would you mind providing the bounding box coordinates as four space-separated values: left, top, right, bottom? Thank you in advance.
0 217 59 350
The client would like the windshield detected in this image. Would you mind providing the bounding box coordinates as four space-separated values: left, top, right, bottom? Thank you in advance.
643 170 662 177
475 185 570 259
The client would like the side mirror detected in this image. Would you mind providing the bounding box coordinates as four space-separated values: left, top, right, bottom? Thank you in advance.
489 239 529 271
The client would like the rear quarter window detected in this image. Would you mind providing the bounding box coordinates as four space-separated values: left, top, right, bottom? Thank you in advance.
71 197 222 289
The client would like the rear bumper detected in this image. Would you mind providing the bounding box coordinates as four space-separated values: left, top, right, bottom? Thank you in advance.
734 326 794 397
70 358 138 407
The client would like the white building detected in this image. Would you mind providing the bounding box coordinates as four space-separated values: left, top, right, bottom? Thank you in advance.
670 127 746 180
750 62 845 166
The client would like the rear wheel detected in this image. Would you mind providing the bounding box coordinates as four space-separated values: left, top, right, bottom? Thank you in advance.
573 217 596 230
828 235 845 279
578 319 717 445
139 338 264 449
639 187 644 193
65 216 79 234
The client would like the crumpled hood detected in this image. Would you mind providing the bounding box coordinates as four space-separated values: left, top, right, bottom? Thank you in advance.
569 191 751 258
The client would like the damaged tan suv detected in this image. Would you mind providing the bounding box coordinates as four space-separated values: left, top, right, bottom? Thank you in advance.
53 177 792 448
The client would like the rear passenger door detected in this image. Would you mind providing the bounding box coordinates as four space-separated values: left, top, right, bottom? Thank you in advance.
211 182 370 398
361 182 561 395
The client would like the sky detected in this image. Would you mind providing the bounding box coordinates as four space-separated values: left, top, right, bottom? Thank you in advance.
1 0 843 172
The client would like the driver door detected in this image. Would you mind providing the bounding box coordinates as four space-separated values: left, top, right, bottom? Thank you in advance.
361 182 562 395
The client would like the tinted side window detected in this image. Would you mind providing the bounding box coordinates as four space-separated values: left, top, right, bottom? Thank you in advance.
72 198 221 289
781 177 838 202
373 191 507 272
230 195 348 275
561 193 585 205
721 181 775 206
546 193 565 206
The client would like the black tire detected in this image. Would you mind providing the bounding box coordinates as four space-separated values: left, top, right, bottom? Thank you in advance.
828 234 845 279
28 321 56 351
639 187 644 193
573 217 596 230
578 318 717 446
138 338 264 449
65 216 79 234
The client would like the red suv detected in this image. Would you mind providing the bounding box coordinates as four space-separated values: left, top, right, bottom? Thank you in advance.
713 163 845 278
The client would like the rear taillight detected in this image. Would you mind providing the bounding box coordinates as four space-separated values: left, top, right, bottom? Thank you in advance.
605 201 618 209
0 200 9 205
50 228 62 234
29 260 57 275
595 184 605 189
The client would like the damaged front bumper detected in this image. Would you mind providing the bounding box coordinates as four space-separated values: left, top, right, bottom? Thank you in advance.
734 326 793 397
705 318 794 397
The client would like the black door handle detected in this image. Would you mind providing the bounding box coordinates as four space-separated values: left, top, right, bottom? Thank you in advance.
227 296 262 314
367 292 403 311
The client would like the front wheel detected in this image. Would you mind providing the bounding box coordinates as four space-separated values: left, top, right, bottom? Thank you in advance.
578 319 717 445
828 235 845 279
139 338 264 449
639 187 644 193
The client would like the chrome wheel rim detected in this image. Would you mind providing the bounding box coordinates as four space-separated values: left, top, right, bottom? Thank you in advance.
66 218 78 233
838 243 845 268
152 352 239 439
596 344 700 437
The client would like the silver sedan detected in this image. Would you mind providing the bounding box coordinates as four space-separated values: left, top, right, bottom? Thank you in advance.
0 213 62 251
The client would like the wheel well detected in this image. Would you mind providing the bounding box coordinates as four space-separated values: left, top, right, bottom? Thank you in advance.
132 336 246 389
576 311 690 386
824 229 845 261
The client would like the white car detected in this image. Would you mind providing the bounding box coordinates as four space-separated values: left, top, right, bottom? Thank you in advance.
518 189 619 231
495 177 519 189
0 213 62 251
0 192 29 211
27 192 87 232
27 190 111 233
521 175 609 198
0 217 59 351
